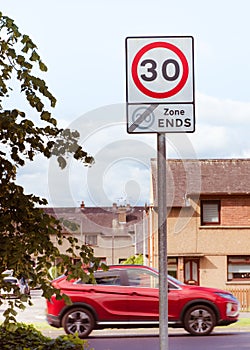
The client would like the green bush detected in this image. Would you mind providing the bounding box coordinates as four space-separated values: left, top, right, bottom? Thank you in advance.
122 254 144 265
0 323 93 350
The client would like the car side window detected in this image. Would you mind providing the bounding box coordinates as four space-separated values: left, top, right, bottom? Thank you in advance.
74 271 121 286
127 269 159 288
94 272 121 286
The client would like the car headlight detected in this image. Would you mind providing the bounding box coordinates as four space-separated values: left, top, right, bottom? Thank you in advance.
215 292 237 302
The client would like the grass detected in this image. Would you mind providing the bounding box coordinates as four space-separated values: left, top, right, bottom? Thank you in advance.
27 322 61 331
227 317 250 328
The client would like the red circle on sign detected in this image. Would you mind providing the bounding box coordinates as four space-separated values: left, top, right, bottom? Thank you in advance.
131 41 189 99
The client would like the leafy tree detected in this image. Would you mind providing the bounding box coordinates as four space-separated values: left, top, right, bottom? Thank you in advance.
122 254 144 265
0 12 101 323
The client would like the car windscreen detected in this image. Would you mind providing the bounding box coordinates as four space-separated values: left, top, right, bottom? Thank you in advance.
168 274 185 286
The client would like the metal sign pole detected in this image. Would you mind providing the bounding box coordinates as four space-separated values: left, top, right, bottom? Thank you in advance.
157 132 168 350
126 35 195 350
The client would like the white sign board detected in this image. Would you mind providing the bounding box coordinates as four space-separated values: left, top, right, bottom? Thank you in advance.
126 36 195 133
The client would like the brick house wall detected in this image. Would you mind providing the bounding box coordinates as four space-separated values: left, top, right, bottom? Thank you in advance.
221 196 250 226
148 158 250 292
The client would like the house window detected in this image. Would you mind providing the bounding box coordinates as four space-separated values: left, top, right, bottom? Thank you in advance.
228 256 250 281
85 234 97 246
168 258 177 278
201 200 220 225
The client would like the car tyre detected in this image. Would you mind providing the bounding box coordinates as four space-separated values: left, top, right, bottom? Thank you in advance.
183 304 216 336
62 307 95 338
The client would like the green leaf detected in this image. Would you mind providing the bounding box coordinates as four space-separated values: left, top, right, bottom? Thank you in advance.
30 50 39 61
40 111 51 121
57 156 67 169
21 34 29 44
16 55 25 64
39 61 48 72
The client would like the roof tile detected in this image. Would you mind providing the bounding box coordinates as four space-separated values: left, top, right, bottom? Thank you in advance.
151 158 250 207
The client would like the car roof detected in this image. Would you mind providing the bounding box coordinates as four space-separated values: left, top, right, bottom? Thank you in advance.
108 264 155 270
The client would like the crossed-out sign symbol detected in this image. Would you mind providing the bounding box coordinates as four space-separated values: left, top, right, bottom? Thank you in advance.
131 41 189 100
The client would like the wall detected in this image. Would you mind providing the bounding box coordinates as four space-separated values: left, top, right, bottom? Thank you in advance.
197 196 250 255
51 231 134 266
199 255 227 289
96 235 134 265
147 196 250 290
167 206 198 254
221 196 250 226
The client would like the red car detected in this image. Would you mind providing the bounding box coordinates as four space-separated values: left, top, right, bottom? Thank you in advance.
46 265 239 337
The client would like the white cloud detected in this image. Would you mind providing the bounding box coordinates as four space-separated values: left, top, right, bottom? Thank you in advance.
3 0 250 207
15 93 250 206
185 93 250 158
197 93 250 126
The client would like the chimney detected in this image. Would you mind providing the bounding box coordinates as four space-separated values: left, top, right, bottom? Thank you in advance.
118 206 127 224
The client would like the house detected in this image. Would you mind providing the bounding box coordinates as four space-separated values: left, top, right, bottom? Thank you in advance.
148 158 250 292
44 203 146 265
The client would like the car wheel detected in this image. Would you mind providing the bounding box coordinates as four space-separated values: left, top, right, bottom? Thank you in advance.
183 305 216 336
62 307 95 338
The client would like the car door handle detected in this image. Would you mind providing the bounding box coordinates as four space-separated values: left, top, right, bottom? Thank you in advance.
130 291 139 296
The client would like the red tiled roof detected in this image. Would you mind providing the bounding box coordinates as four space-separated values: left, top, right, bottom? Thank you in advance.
43 206 145 236
151 158 250 207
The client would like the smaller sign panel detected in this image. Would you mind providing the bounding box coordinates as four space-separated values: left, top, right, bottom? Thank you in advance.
127 103 194 133
125 36 195 133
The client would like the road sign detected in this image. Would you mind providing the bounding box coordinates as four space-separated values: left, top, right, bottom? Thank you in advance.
125 36 195 133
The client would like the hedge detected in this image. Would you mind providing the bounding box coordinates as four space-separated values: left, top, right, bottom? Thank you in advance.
0 323 93 350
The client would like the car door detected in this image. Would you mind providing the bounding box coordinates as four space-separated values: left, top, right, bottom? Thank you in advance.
71 269 130 321
123 269 181 322
124 268 159 320
168 280 181 321
87 269 130 321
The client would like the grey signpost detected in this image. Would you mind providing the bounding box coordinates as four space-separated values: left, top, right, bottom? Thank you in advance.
126 36 195 350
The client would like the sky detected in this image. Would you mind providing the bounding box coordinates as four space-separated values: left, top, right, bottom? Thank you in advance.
1 0 250 208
